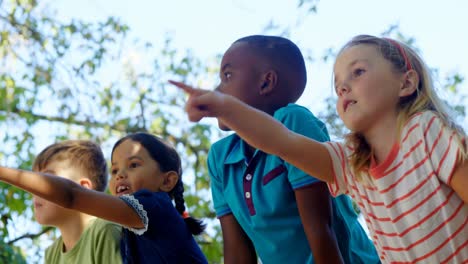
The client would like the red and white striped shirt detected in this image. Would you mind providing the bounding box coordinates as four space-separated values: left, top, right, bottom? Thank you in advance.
325 111 468 263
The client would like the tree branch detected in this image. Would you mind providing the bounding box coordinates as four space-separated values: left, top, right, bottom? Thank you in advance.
3 108 130 132
8 226 54 244
1 108 209 154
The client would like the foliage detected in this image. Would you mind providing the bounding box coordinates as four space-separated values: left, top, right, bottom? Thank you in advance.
0 1 465 263
1 0 324 262
0 240 26 264
1 0 222 262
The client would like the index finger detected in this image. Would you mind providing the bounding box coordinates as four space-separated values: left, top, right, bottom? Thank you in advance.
168 80 197 95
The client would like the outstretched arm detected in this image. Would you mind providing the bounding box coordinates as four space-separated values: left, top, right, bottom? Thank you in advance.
0 167 143 228
170 80 335 183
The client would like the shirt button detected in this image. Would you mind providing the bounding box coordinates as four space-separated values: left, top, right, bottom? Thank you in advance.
245 192 251 199
246 174 252 181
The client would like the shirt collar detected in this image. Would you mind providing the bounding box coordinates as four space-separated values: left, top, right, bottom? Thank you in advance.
224 136 262 165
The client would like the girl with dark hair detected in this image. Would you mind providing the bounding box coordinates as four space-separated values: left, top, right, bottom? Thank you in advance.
0 132 207 264
111 132 206 263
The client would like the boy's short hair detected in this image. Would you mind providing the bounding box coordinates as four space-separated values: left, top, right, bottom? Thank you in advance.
33 140 108 192
234 35 307 103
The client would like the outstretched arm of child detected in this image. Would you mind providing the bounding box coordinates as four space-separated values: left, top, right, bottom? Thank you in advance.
451 159 468 204
169 80 335 183
0 166 143 228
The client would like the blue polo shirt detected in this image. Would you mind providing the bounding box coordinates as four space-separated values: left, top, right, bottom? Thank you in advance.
208 104 379 264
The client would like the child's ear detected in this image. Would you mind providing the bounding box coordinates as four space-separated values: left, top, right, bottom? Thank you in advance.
399 69 419 97
160 171 179 192
259 70 277 95
78 178 93 190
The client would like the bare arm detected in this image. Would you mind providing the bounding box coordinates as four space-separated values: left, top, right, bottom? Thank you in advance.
450 159 468 204
219 214 257 264
170 81 335 183
0 167 143 228
296 183 344 264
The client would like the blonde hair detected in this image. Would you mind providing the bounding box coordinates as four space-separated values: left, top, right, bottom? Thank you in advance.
33 140 108 191
335 35 467 181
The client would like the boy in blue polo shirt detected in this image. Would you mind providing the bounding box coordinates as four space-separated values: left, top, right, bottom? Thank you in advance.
187 35 380 263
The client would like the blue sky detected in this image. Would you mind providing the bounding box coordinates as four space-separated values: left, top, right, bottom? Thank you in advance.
51 0 468 126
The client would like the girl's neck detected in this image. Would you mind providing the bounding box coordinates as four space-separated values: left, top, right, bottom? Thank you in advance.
58 214 95 252
363 114 399 164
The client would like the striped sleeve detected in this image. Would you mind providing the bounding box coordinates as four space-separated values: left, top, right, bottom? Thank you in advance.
323 141 350 196
421 112 462 185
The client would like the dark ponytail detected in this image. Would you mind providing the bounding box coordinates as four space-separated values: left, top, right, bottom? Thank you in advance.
171 180 206 235
112 132 206 235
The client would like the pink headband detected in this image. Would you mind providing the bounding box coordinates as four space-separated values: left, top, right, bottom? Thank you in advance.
384 38 413 71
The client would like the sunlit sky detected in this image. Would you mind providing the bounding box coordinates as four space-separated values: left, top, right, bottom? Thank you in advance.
51 0 468 121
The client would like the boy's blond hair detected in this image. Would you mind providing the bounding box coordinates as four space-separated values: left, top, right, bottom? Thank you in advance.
32 140 108 191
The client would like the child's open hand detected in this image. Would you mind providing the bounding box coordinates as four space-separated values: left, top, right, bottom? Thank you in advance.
169 80 225 122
